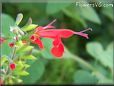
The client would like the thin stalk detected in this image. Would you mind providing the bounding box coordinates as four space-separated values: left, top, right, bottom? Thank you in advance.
11 46 17 60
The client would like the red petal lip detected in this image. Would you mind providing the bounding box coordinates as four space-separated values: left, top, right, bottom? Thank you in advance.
35 38 44 49
51 46 63 57
51 38 64 58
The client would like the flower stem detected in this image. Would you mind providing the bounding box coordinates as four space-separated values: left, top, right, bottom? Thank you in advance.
11 46 17 60
64 48 108 81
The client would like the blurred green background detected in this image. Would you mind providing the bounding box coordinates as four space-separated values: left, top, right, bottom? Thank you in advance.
2 0 114 85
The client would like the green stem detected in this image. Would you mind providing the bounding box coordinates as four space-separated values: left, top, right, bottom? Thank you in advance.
11 46 17 60
64 48 107 81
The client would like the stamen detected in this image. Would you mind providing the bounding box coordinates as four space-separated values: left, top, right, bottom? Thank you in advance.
80 28 92 33
47 19 56 26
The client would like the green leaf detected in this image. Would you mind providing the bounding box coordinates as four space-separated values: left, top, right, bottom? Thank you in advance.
1 14 15 55
73 70 98 84
22 24 37 32
0 56 8 65
62 6 87 27
16 13 23 25
46 2 72 14
79 6 101 24
102 7 113 21
1 13 15 37
22 59 45 84
41 38 54 59
14 61 24 71
16 45 34 54
18 71 29 76
86 42 113 70
21 55 37 60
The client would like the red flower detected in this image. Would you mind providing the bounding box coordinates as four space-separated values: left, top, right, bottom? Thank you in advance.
9 42 15 48
0 37 5 44
9 63 16 70
30 19 92 58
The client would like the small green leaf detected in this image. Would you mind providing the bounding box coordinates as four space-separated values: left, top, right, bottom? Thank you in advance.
16 13 23 25
25 17 32 26
19 71 29 76
22 55 37 60
14 61 24 70
22 24 37 32
73 70 98 84
16 45 34 53
1 56 8 65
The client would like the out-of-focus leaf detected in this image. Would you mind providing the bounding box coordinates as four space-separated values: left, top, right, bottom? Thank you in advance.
73 70 98 84
63 6 87 27
22 59 45 84
1 14 15 55
102 7 113 21
86 42 113 70
41 38 54 59
1 13 15 36
79 6 101 24
46 2 72 14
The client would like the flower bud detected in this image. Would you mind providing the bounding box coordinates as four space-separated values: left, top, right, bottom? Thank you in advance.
9 63 16 71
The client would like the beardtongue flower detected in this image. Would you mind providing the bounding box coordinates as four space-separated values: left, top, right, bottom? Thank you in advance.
30 19 92 58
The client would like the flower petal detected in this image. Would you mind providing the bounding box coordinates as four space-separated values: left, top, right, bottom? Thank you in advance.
51 42 64 57
35 38 44 49
59 29 74 38
39 29 59 38
39 29 74 38
30 35 44 49
53 37 61 46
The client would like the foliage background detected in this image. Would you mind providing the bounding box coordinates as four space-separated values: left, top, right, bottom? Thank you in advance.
1 0 114 85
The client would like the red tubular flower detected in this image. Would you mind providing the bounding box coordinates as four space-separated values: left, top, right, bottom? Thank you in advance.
30 19 92 58
9 42 15 48
9 63 16 70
